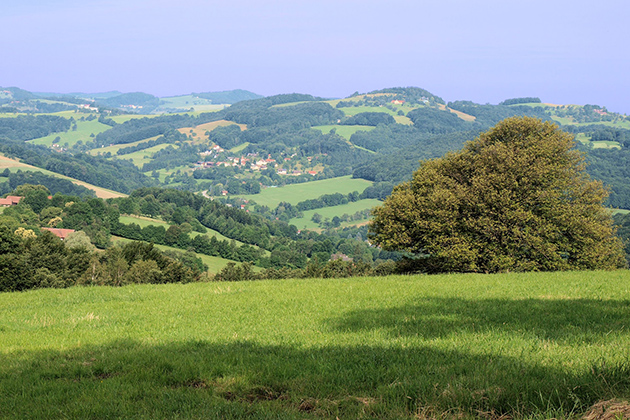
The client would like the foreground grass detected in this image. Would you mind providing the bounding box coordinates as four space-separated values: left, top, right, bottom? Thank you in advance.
1 271 630 419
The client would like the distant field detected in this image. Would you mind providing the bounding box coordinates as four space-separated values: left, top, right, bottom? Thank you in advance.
28 119 112 147
574 133 621 149
119 143 173 167
337 105 402 117
229 142 250 153
178 120 246 143
1 270 629 419
552 116 630 129
88 135 161 156
234 176 373 207
289 198 381 230
110 235 238 273
0 154 126 198
156 95 226 113
110 114 161 124
311 124 374 140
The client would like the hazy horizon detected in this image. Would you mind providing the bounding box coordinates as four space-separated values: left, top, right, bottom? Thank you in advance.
2 0 629 113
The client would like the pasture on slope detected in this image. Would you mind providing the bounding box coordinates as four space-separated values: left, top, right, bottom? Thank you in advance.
234 175 373 208
1 270 629 419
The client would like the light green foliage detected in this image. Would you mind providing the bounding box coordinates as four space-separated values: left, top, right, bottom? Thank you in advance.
28 119 111 147
371 117 627 272
1 271 630 418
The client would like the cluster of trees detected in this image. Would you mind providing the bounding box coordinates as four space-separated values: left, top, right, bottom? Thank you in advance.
116 129 186 155
0 115 71 140
0 139 157 193
0 170 95 197
0 227 204 292
499 97 541 105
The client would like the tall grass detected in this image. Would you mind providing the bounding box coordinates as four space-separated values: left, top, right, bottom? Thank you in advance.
1 270 629 419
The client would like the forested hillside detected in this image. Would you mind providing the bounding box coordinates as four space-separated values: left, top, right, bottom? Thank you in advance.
2 86 630 277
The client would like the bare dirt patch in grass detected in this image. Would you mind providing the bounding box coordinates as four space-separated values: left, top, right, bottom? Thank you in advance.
582 400 630 420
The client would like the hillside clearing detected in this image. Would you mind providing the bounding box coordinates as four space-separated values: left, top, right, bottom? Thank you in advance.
233 176 373 208
1 270 629 419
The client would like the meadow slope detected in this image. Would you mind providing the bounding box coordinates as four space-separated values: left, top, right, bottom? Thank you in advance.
1 270 629 419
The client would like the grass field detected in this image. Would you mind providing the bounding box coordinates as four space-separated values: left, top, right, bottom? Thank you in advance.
1 270 629 419
178 120 246 143
118 143 174 167
311 124 374 140
28 119 112 147
289 198 381 230
234 176 373 208
0 154 126 198
88 135 161 156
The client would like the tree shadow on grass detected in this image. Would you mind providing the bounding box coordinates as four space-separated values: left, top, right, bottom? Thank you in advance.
1 337 629 419
327 297 630 344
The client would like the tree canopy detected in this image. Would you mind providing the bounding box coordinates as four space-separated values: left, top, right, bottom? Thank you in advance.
370 117 626 273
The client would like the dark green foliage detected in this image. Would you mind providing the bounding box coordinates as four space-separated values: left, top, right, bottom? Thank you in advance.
7 171 95 197
0 115 71 141
96 92 160 110
499 97 542 105
342 112 395 126
583 147 630 209
371 117 626 273
207 124 243 149
368 86 445 105
407 107 472 133
447 100 552 127
93 113 220 147
352 131 476 183
116 129 185 155
0 141 156 193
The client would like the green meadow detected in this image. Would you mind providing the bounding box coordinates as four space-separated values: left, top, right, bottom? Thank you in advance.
1 270 629 419
118 143 174 167
89 135 161 156
311 124 374 140
289 198 381 230
28 119 112 147
235 175 373 208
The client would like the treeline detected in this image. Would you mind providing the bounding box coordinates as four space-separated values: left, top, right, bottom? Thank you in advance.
499 97 541 105
342 112 395 126
116 129 186 155
0 139 156 194
0 115 71 141
93 112 221 147
0 227 204 292
352 131 477 183
446 101 552 127
0 170 95 197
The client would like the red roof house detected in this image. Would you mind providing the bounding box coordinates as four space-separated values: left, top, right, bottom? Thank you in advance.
41 228 75 240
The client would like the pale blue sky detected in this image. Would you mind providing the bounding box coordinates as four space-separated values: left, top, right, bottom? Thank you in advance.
2 0 629 113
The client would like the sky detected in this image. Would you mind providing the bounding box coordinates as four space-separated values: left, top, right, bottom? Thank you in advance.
2 0 629 113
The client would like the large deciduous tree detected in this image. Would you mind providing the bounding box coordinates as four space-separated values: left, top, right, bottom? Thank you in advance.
370 117 626 273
